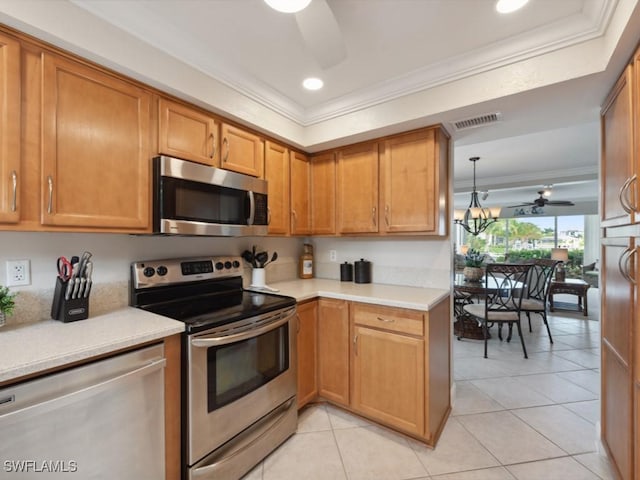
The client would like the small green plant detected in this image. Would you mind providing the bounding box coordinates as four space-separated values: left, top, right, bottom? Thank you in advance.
464 249 485 268
0 286 17 316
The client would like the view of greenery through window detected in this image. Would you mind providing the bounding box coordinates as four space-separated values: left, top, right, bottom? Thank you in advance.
461 215 585 278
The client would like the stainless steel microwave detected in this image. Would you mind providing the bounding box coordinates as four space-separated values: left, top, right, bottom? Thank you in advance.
153 155 268 236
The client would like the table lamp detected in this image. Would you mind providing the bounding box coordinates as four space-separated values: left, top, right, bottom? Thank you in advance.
551 248 569 282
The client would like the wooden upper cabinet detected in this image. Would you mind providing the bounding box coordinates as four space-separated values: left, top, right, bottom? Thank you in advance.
264 141 290 235
311 152 336 235
158 97 219 166
380 128 448 235
290 150 312 235
41 53 152 230
220 123 264 177
0 32 20 224
601 63 635 227
337 142 379 233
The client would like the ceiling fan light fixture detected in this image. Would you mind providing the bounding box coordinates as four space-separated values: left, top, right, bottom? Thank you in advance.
303 77 324 90
495 0 529 14
543 184 553 197
264 0 311 14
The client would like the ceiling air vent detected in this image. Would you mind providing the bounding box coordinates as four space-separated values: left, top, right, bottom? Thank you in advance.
452 112 502 131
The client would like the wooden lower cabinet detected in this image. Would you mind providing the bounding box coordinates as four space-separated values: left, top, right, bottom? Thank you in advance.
317 298 350 406
297 300 318 409
352 323 425 436
299 296 451 446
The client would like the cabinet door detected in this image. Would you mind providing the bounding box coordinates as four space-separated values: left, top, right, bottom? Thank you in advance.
352 325 425 436
317 298 350 406
380 128 447 234
264 141 290 235
290 150 312 235
220 123 264 177
337 142 379 233
158 97 218 166
0 32 20 224
601 237 634 480
41 53 151 230
297 300 318 409
601 64 635 227
311 152 336 235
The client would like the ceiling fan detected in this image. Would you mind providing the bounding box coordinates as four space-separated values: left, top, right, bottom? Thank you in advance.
508 190 575 208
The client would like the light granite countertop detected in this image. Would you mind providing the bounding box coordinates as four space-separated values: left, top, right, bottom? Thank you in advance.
259 278 450 311
0 308 184 384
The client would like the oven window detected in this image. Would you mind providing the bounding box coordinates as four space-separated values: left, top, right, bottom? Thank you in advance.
206 323 289 412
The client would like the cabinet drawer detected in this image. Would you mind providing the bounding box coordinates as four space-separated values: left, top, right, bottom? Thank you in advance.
352 303 424 336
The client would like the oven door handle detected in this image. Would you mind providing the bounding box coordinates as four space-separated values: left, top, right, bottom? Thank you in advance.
191 309 294 348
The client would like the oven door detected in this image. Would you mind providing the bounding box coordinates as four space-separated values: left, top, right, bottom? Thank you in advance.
186 306 297 466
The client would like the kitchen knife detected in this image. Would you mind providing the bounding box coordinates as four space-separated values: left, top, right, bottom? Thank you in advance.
83 261 93 298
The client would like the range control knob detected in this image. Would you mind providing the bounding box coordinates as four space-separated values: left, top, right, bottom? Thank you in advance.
215 262 224 271
156 266 168 276
224 261 232 269
232 260 240 268
143 266 155 278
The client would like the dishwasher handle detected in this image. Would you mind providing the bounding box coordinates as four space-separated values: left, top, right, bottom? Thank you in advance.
0 357 166 420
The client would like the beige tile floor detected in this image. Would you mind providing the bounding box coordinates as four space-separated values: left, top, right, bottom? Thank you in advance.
243 288 616 480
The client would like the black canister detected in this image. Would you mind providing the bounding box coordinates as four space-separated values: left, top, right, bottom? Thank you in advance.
340 262 353 282
354 258 372 284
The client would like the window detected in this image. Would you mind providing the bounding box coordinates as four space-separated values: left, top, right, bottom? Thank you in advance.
456 214 591 278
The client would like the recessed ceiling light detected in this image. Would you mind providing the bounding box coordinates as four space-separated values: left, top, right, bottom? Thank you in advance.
264 0 311 13
495 0 529 14
303 77 323 90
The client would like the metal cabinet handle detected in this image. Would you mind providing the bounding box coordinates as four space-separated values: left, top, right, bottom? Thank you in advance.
376 316 395 323
209 133 216 159
11 170 17 212
222 137 229 162
372 206 377 226
353 335 358 355
619 175 637 214
618 247 636 285
291 210 297 229
384 204 389 227
47 175 53 214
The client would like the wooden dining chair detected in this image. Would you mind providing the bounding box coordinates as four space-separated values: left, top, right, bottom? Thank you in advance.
521 259 559 343
463 263 532 359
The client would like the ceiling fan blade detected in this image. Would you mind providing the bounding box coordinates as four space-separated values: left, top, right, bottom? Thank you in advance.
546 200 575 206
295 0 347 69
506 203 535 208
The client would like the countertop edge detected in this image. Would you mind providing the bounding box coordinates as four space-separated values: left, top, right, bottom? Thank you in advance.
0 308 185 385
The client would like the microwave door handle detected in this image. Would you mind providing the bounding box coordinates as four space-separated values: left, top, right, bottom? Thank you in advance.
247 190 255 226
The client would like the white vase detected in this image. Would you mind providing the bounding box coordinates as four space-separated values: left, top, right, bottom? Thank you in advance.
252 268 266 287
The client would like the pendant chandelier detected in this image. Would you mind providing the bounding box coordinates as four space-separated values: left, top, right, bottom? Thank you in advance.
454 157 501 236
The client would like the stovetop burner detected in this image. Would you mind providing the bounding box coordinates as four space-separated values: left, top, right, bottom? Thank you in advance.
130 256 295 333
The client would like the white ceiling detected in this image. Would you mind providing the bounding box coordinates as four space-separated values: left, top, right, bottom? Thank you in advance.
2 0 639 211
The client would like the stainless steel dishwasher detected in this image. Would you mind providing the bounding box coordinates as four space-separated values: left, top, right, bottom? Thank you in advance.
0 343 166 479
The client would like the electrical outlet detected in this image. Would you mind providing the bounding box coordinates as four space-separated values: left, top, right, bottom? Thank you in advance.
329 250 337 262
6 259 31 287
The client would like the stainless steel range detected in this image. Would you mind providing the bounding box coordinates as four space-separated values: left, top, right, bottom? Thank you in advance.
130 256 297 480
